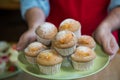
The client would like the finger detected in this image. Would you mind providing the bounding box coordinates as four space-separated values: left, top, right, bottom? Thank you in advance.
16 36 29 51
110 53 116 60
29 35 37 42
110 48 120 60
110 36 119 54
92 32 102 45
103 35 119 55
102 36 113 55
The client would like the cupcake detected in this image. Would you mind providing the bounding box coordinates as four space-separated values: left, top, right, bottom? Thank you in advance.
59 18 81 38
53 30 77 56
0 41 9 53
24 42 47 64
8 46 19 65
36 49 63 74
71 46 96 71
77 35 96 50
0 58 6 74
36 22 58 46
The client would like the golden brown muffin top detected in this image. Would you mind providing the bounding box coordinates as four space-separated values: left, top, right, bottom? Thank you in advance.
77 35 96 49
24 42 47 57
53 30 77 48
59 18 81 32
71 46 96 62
36 22 58 39
36 49 63 66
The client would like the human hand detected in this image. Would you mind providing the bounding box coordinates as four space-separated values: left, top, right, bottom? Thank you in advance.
93 23 119 59
17 29 37 51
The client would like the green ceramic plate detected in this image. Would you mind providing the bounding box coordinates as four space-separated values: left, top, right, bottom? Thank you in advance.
0 68 21 79
18 45 110 79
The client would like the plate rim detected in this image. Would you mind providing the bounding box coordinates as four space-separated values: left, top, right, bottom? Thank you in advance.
0 68 21 79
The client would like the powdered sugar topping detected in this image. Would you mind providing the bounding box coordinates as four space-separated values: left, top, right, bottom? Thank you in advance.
77 46 89 52
40 22 56 35
60 18 76 26
56 30 73 41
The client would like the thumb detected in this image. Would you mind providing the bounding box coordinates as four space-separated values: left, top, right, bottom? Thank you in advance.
102 35 119 59
16 36 29 51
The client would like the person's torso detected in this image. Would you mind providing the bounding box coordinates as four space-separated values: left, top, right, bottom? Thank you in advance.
46 0 110 36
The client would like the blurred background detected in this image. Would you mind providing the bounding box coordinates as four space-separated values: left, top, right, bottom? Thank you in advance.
0 0 120 80
0 0 27 42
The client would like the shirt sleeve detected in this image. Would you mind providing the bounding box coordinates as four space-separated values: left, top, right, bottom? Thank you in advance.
108 0 120 11
20 0 50 19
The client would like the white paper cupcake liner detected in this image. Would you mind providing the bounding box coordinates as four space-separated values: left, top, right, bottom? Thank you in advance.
25 55 36 64
0 61 6 74
36 35 51 46
54 45 76 56
71 60 94 71
38 63 62 75
62 57 72 67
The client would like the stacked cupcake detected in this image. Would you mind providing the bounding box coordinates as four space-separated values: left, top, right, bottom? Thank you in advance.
24 42 47 64
24 19 97 74
59 18 81 38
36 49 63 74
71 46 96 70
77 35 96 50
36 22 57 46
52 30 77 56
